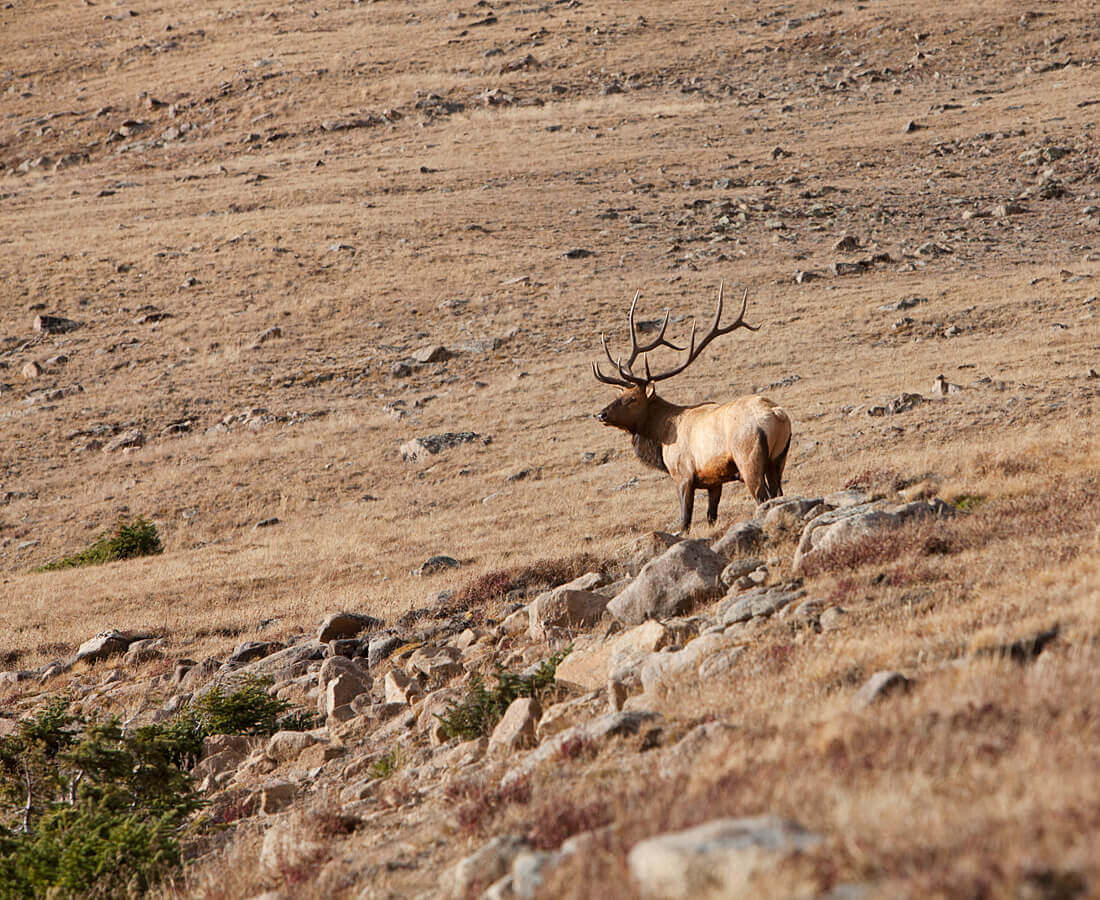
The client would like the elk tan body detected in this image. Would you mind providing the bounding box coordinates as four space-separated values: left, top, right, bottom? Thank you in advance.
593 286 792 531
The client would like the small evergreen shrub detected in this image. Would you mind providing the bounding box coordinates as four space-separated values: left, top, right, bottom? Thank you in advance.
37 518 163 572
435 649 569 741
0 679 317 896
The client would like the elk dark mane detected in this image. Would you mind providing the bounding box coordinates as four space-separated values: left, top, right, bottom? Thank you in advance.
632 433 667 472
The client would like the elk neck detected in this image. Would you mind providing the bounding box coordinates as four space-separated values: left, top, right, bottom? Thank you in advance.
630 393 685 473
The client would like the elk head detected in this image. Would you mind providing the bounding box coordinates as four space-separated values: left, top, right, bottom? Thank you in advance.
592 283 758 432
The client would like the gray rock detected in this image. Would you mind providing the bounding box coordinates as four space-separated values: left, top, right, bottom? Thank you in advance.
33 314 81 334
367 633 404 667
444 834 529 900
75 630 134 664
528 585 609 640
793 498 955 573
411 345 452 364
259 780 298 814
489 697 541 754
853 671 912 708
225 641 285 668
265 730 319 764
711 521 763 558
608 540 725 625
318 612 382 643
719 584 806 625
627 815 822 899
414 555 460 576
720 557 764 586
102 428 145 453
400 432 482 463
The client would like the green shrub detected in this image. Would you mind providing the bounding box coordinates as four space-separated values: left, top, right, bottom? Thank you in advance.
951 494 985 512
37 518 163 572
435 649 569 741
0 678 317 896
368 749 402 780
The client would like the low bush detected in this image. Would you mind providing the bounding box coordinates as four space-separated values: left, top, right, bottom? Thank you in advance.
36 518 163 572
435 649 569 741
0 677 316 896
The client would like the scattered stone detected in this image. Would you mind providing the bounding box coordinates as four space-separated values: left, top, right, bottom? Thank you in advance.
562 248 594 259
607 540 725 625
384 668 422 705
443 835 529 899
623 531 683 575
75 630 134 664
993 202 1027 217
830 260 867 276
102 428 144 453
793 270 820 284
414 555 460 576
868 393 925 417
931 374 962 396
265 730 318 765
819 606 848 631
400 432 483 463
489 697 541 754
720 558 765 586
258 780 298 814
253 517 279 529
711 521 764 558
627 816 822 900
318 612 382 643
408 645 464 683
225 641 285 668
21 361 42 379
853 671 912 708
411 345 452 364
33 314 80 334
833 235 861 251
554 621 672 690
972 624 1059 663
528 584 609 640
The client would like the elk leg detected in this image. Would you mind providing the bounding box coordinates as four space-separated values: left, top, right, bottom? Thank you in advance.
706 487 722 525
678 480 696 531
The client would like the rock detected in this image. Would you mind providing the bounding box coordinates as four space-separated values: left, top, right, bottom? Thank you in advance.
33 314 80 334
719 584 806 625
658 720 739 778
720 558 765 586
317 656 370 707
259 780 298 814
411 345 452 364
102 428 145 453
993 202 1027 217
443 834 529 899
529 588 608 640
123 638 164 665
830 260 867 276
21 361 41 379
324 674 366 717
225 641 285 668
833 235 861 251
75 630 134 664
489 697 541 754
931 374 962 396
536 692 605 741
853 671 912 708
554 621 672 691
232 642 325 682
367 633 404 667
793 499 955 573
607 540 725 625
640 634 746 695
627 815 822 899
418 687 461 745
711 521 763 558
761 497 824 531
623 531 683 575
259 817 327 879
400 432 482 463
819 607 848 631
318 612 382 643
384 668 422 705
408 645 464 683
413 555 460 576
264 730 319 764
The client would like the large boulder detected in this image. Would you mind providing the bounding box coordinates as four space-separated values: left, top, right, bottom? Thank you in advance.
528 588 609 640
554 621 672 691
793 499 955 573
607 540 725 625
317 612 382 643
711 520 764 559
489 697 541 754
627 815 823 899
75 630 135 665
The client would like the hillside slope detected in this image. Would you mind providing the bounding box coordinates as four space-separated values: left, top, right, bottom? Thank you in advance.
0 0 1097 896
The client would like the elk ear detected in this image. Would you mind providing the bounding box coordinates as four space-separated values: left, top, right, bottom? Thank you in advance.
645 382 656 399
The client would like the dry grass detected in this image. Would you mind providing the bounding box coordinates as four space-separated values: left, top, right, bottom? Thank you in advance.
1 0 1099 894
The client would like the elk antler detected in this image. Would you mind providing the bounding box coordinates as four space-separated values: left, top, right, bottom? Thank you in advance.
644 283 759 383
591 290 686 388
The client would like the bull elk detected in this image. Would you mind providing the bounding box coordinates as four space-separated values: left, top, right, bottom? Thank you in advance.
592 284 792 531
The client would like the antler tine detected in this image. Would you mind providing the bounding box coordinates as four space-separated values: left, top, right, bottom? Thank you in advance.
592 360 633 388
646 283 760 383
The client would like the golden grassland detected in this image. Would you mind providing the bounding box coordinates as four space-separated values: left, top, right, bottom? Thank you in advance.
1 0 1098 894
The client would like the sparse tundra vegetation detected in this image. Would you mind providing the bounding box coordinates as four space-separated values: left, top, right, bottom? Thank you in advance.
0 0 1097 897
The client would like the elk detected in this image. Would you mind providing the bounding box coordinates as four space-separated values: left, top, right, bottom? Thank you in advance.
592 284 791 531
